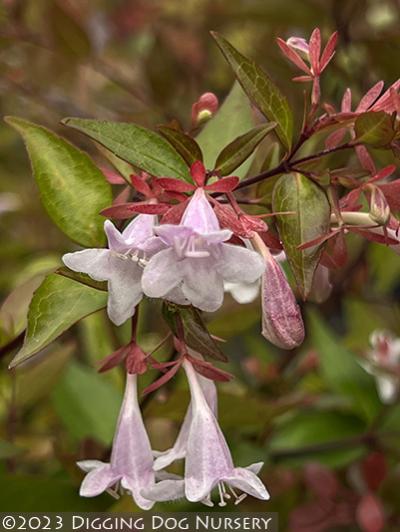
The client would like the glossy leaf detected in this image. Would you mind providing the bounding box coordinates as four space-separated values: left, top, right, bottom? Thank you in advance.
62 117 190 180
215 122 277 176
196 82 254 179
212 32 293 150
308 310 381 422
273 173 330 299
10 274 107 368
162 302 227 362
5 116 112 247
158 126 203 166
355 111 395 147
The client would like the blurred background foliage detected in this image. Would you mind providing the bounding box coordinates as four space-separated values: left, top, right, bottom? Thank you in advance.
1 0 400 529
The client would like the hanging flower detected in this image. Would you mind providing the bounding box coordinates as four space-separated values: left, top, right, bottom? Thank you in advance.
141 188 265 312
77 373 155 510
143 359 270 507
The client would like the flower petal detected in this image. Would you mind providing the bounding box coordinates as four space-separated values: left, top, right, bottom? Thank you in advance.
77 460 106 473
107 257 143 325
141 479 185 502
224 467 270 501
122 214 156 248
62 249 112 281
217 244 265 283
141 248 183 298
181 189 220 233
79 464 119 497
121 476 155 510
182 259 224 312
225 280 260 304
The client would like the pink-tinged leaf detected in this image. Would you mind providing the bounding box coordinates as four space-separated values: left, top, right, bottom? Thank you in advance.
321 231 348 269
325 127 346 149
309 28 321 73
204 176 239 193
340 188 362 210
142 361 181 395
292 75 312 83
356 145 376 174
357 81 384 112
350 227 398 245
369 164 396 183
101 167 127 185
362 453 387 492
276 37 311 74
130 174 153 197
161 200 188 224
98 345 130 373
191 160 206 187
155 177 195 193
341 88 352 112
356 493 385 532
311 76 321 105
319 31 338 72
304 463 339 499
298 229 341 250
371 78 400 112
187 355 233 382
113 186 131 206
101 202 168 219
261 254 305 349
379 180 400 211
390 86 400 114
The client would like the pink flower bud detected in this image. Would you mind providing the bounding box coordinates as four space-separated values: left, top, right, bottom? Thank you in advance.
191 92 219 126
261 250 305 350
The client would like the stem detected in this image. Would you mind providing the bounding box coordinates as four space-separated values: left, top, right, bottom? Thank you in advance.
236 142 357 191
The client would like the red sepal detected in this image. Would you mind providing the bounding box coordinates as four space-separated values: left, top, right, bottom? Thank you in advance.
142 361 182 396
101 202 169 219
155 177 195 193
130 174 153 197
190 161 206 187
204 176 239 193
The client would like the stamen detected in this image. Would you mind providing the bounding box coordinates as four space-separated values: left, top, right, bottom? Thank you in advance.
228 485 247 505
220 482 231 500
218 483 227 507
201 496 214 508
184 250 210 258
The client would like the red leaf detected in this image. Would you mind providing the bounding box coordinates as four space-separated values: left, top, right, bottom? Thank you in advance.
350 227 399 245
98 345 130 373
319 31 338 72
161 200 188 224
356 145 376 175
190 160 206 187
204 176 239 193
276 37 311 74
369 164 396 183
187 355 233 382
101 167 127 185
101 202 169 218
356 493 385 532
130 174 153 197
379 180 400 211
142 361 181 395
321 231 348 269
112 186 131 206
155 177 195 193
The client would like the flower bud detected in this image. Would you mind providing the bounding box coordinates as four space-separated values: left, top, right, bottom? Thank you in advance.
308 264 332 303
261 255 305 349
191 92 219 126
369 185 390 225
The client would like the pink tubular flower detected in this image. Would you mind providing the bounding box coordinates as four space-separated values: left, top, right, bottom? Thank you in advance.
63 215 156 325
143 359 270 507
141 188 265 312
77 373 155 510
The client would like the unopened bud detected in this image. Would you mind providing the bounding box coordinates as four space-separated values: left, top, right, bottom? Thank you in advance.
252 234 305 349
370 185 390 225
191 92 219 126
308 264 332 303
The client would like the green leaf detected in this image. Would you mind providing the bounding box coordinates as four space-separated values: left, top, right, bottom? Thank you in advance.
10 274 107 368
52 361 121 445
5 116 112 247
196 82 255 179
162 302 227 362
212 32 293 151
268 410 366 467
158 126 203 166
62 117 190 180
56 266 107 291
355 111 395 147
215 122 276 176
272 173 330 299
308 310 381 423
